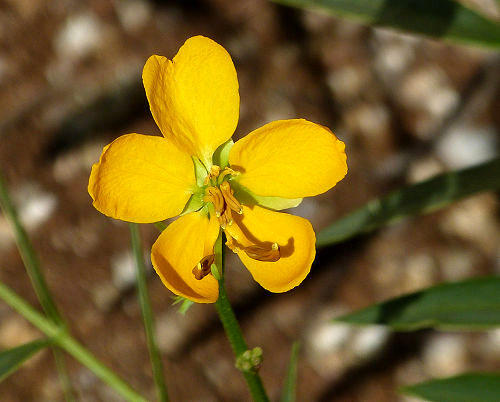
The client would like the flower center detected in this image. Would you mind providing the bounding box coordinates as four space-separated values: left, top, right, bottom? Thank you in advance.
192 166 281 280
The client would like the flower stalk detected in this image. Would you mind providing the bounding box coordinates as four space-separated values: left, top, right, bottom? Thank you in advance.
214 235 270 402
129 223 169 402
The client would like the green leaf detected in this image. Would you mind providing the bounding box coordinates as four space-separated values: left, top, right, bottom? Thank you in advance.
273 0 500 49
335 276 500 330
0 339 49 382
281 342 300 402
317 157 500 247
401 372 500 402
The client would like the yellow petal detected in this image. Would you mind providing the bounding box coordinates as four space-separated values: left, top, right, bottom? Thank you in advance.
229 119 347 198
225 205 316 293
151 211 220 303
142 36 240 166
89 134 195 223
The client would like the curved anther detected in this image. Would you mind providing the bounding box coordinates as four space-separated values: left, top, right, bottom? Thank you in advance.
204 186 225 217
220 181 243 215
243 242 280 262
192 254 215 280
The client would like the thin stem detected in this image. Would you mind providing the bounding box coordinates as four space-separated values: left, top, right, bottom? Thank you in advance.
0 173 62 324
0 172 75 399
129 223 169 402
214 235 269 402
0 280 147 402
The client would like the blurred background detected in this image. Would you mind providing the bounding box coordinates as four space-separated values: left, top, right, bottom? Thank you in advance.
0 0 499 401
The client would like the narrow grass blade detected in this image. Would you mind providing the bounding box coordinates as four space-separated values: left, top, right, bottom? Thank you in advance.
281 342 300 402
334 276 500 330
0 280 147 402
317 158 500 247
272 0 500 49
0 173 62 324
0 172 75 400
129 223 169 402
401 372 500 402
0 338 50 382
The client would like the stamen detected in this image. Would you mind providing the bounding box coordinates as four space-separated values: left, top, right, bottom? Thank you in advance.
218 206 233 229
203 165 221 185
220 181 243 215
192 254 215 280
243 242 280 262
218 167 240 182
204 186 225 217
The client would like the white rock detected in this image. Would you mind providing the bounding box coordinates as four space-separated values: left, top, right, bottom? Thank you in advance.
115 0 152 32
111 251 135 290
0 183 57 249
435 125 498 169
351 326 389 358
54 13 104 60
373 30 417 76
327 66 367 102
423 334 467 377
407 157 444 183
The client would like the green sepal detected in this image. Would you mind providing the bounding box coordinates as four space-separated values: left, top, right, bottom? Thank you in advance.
179 190 205 216
172 296 195 314
212 139 234 169
192 156 208 187
210 264 221 280
231 181 302 211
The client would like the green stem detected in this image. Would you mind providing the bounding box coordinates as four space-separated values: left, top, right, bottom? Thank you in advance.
214 235 270 402
0 280 147 402
0 173 75 399
129 223 169 402
0 173 63 324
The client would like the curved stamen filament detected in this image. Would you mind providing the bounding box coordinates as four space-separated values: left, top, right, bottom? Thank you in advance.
204 186 225 217
218 167 240 183
220 181 243 215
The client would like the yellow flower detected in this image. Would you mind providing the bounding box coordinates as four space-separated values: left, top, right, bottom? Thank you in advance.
88 36 347 303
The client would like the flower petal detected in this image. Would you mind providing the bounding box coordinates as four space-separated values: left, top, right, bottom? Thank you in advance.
229 119 347 198
142 36 239 165
89 134 195 223
151 211 220 303
225 205 316 293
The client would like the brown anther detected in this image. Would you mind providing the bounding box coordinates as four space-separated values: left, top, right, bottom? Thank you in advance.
220 181 243 215
243 242 280 262
192 254 215 280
